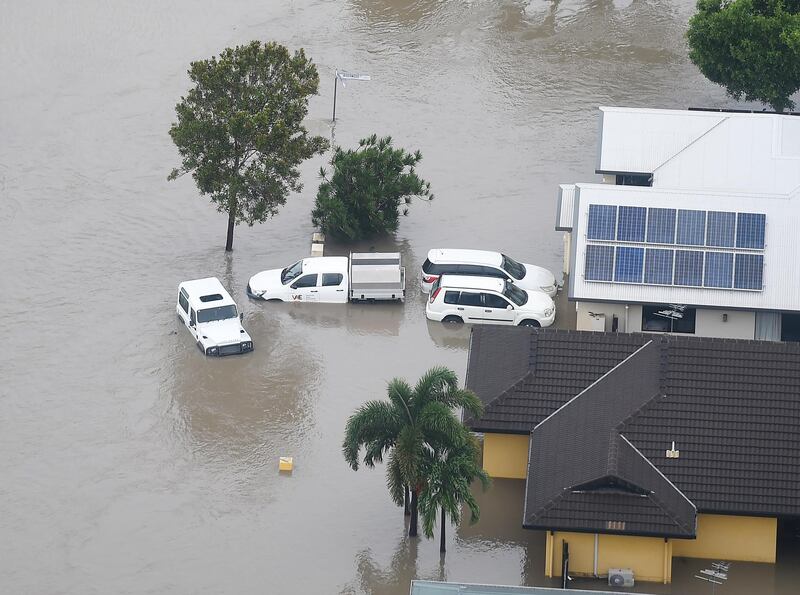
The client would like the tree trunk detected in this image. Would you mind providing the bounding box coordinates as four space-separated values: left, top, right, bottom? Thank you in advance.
409 488 418 537
404 485 410 516
440 506 446 553
225 207 235 252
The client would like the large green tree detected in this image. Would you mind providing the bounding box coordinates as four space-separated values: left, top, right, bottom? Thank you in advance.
312 134 433 241
169 41 328 251
342 367 482 538
418 437 490 553
687 0 800 112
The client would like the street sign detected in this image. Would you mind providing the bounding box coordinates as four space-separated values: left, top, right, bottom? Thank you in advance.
332 69 371 122
337 71 371 82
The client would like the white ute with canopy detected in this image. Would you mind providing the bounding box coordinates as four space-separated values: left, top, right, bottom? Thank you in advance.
247 253 405 304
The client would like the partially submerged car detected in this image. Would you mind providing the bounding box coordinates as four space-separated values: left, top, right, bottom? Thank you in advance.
247 254 405 304
420 248 557 296
176 277 253 356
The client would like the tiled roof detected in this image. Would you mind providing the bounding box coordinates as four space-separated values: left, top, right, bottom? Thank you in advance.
465 327 800 533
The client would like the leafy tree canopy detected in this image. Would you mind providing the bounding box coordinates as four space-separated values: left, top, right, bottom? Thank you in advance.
169 41 328 250
687 0 800 112
312 134 433 241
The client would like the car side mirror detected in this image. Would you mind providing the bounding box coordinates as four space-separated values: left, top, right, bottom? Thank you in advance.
506 305 513 310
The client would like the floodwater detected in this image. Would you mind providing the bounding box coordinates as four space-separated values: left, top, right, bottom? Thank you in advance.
1 1 796 593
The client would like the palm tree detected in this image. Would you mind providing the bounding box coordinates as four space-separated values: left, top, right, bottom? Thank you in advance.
418 435 491 553
342 366 483 537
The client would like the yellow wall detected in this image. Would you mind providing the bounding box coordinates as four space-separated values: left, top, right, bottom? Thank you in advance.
672 514 777 563
550 532 671 583
482 433 529 479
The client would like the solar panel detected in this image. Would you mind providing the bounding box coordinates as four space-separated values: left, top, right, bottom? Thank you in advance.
644 248 674 284
617 206 646 242
734 253 764 290
614 247 644 283
646 208 676 244
736 213 766 249
676 210 706 246
585 245 614 281
703 252 734 288
674 250 704 286
587 205 616 240
706 211 736 247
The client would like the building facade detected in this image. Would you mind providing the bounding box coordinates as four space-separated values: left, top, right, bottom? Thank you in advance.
556 107 800 341
464 327 800 584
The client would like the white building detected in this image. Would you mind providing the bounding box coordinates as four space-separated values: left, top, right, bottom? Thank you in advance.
556 107 800 341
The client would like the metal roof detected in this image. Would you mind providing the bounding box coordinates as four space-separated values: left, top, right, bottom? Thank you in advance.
301 256 348 274
179 277 236 307
410 581 658 595
437 275 505 292
567 183 800 311
597 107 800 195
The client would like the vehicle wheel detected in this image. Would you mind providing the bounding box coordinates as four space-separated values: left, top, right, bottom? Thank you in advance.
519 319 541 327
442 315 463 324
267 298 282 302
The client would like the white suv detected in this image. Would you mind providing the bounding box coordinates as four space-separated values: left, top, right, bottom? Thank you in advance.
420 249 557 296
176 278 253 356
426 275 555 327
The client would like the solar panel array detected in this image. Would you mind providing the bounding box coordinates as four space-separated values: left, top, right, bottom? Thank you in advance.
584 205 765 290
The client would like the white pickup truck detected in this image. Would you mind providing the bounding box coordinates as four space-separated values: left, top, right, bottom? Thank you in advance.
247 253 405 304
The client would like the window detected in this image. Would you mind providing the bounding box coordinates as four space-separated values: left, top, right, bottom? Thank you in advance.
706 211 736 247
643 249 673 285
178 290 189 313
676 210 706 246
457 292 482 307
501 254 526 280
674 250 704 286
322 273 343 287
444 291 460 305
199 293 223 303
189 309 196 326
197 305 238 323
615 174 652 186
703 252 733 288
614 247 644 283
281 260 304 284
646 208 676 244
617 206 646 242
502 281 528 306
734 254 764 290
291 274 318 289
587 205 617 240
585 245 614 281
736 213 766 249
483 293 509 309
642 305 696 334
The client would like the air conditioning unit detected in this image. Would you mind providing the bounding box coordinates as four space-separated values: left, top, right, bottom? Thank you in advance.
608 568 635 587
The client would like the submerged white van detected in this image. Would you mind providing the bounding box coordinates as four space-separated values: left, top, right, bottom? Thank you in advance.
176 277 253 356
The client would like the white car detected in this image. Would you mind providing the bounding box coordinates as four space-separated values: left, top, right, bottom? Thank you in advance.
425 275 555 327
176 277 253 356
247 257 350 303
420 249 557 297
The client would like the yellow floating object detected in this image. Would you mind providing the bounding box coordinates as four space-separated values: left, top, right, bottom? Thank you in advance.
279 457 294 472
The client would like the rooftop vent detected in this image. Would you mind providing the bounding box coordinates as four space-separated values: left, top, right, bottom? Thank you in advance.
666 441 680 459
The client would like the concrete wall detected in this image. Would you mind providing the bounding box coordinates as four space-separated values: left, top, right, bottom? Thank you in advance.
575 302 756 339
576 302 642 333
482 433 529 479
672 514 777 563
694 309 755 339
549 532 671 583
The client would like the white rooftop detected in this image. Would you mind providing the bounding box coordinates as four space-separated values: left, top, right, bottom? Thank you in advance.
596 106 800 196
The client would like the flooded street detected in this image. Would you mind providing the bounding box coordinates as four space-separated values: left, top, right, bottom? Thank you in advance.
2 1 795 593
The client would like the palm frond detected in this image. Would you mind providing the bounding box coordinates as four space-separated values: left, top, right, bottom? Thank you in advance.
438 388 484 419
413 367 459 410
342 400 400 470
418 401 471 451
385 452 406 507
386 378 414 424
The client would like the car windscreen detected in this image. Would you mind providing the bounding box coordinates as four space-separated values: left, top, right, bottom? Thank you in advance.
197 305 238 323
281 260 303 284
501 254 526 280
503 281 528 306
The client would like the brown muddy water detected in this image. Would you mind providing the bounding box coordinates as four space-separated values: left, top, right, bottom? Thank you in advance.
1 1 797 594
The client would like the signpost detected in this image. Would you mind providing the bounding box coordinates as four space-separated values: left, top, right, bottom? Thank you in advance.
332 70 371 122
